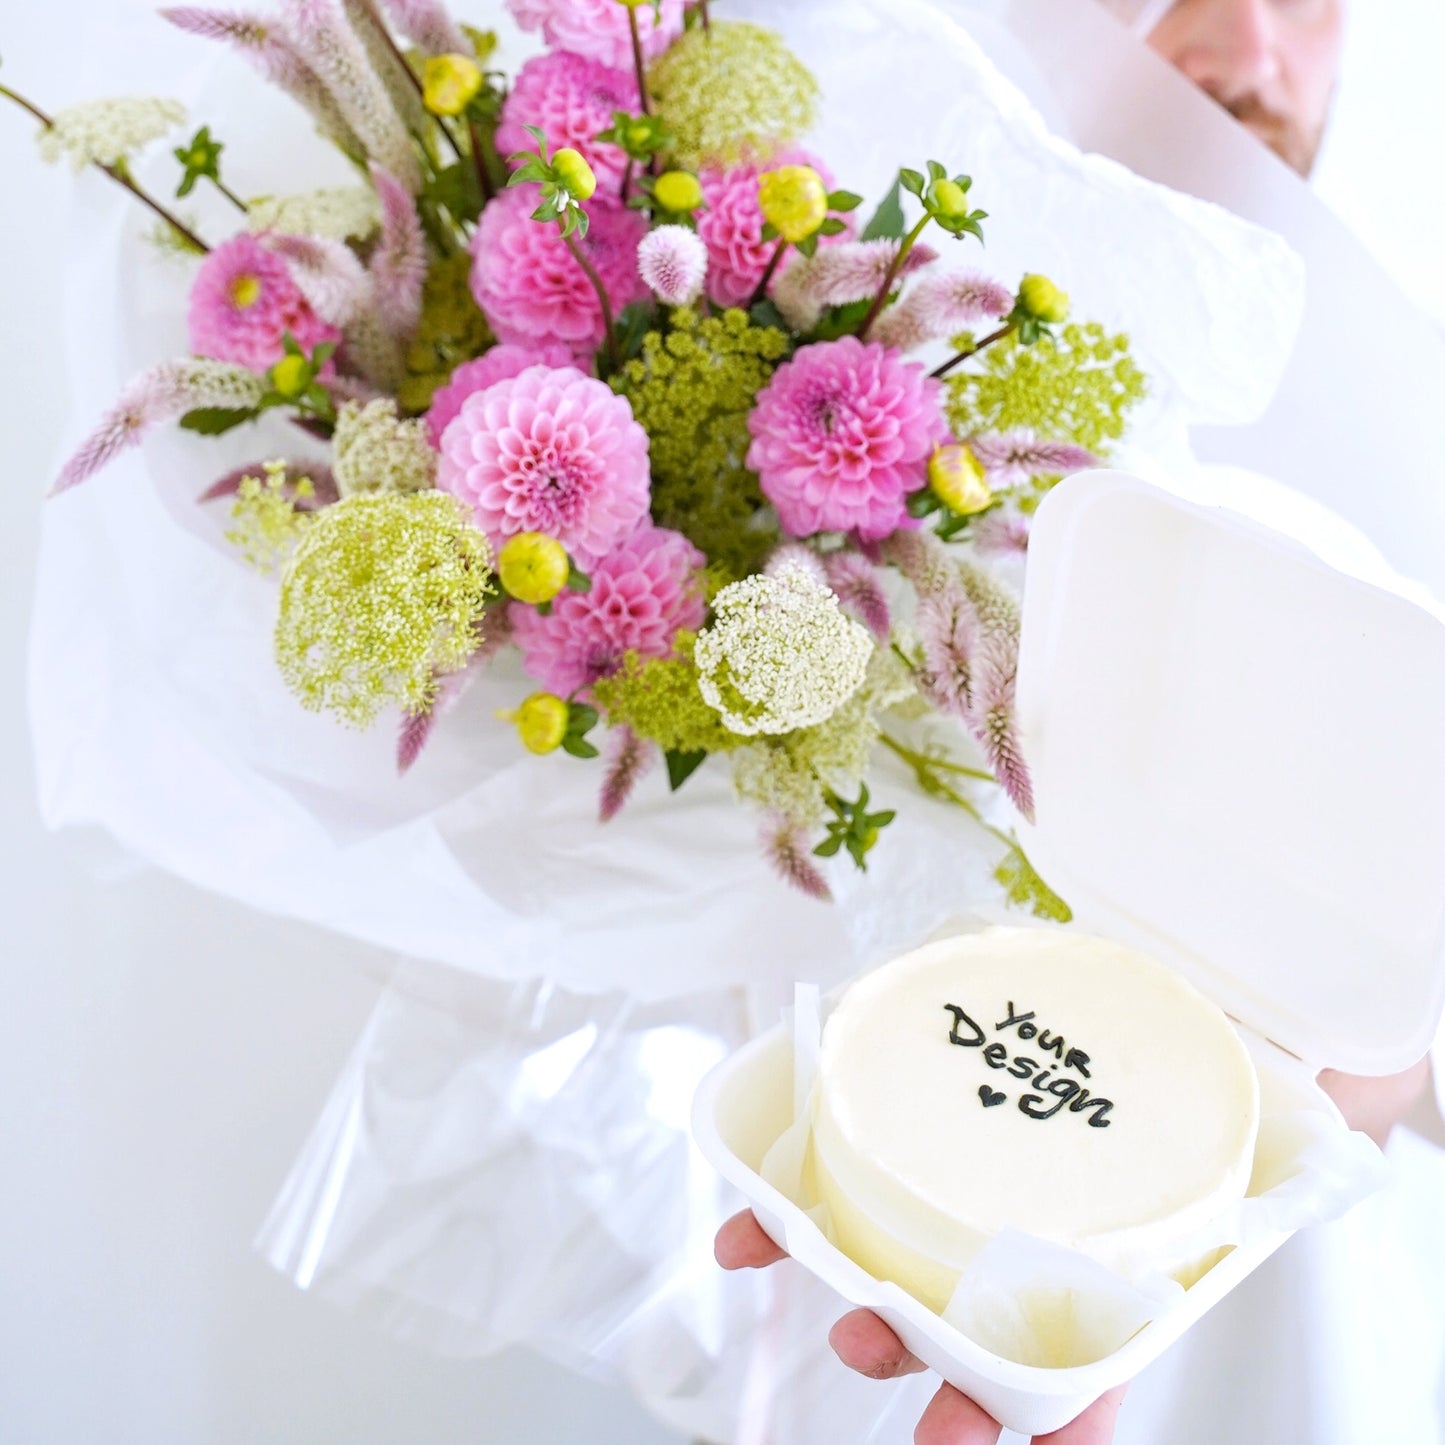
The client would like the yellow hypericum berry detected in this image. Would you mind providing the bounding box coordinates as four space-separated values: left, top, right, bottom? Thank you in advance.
928 443 992 516
422 54 483 117
509 693 570 754
270 354 313 401
498 531 571 605
552 148 598 202
757 164 828 244
1016 273 1070 325
653 169 703 214
927 176 971 221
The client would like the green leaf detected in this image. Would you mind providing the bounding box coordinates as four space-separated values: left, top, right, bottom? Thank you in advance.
760 221 779 242
665 749 707 791
748 298 789 333
860 176 906 241
906 489 941 519
827 189 863 212
808 297 872 343
568 702 600 732
898 168 925 197
817 217 847 236
177 406 260 436
926 159 947 182
311 341 338 368
561 735 599 759
566 563 592 593
812 835 844 858
795 232 819 258
613 301 654 363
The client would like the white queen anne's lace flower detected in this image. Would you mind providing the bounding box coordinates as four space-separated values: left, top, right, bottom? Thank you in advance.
695 564 874 736
332 398 437 496
38 97 186 171
248 186 380 241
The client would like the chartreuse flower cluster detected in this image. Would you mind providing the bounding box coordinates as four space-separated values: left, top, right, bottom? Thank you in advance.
647 21 819 168
946 322 1148 463
225 461 316 574
613 307 790 576
275 492 494 727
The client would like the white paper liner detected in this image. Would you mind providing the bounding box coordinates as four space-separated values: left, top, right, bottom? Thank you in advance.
761 957 1388 1370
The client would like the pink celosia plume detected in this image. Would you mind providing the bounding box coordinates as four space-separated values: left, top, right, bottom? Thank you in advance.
496 51 638 194
598 726 656 823
510 525 706 697
824 551 892 641
971 508 1032 559
52 359 265 494
377 0 468 55
747 336 948 541
263 233 373 326
774 239 939 330
369 162 426 338
469 186 647 354
762 815 832 902
436 364 651 565
969 429 1098 488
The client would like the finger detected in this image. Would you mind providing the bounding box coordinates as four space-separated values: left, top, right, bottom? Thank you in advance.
913 1381 1004 1445
713 1210 787 1270
827 1308 928 1380
1034 1385 1129 1445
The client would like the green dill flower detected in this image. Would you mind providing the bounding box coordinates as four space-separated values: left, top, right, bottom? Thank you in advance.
398 251 494 414
275 492 494 727
647 21 818 169
945 323 1147 461
247 187 381 242
612 307 789 576
332 399 438 497
591 635 744 755
226 461 315 573
38 97 187 172
994 844 1073 923
696 566 874 737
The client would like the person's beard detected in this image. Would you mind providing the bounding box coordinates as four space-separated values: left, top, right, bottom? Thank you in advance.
1219 87 1332 178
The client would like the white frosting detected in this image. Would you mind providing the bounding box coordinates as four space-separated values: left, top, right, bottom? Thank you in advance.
813 927 1261 1310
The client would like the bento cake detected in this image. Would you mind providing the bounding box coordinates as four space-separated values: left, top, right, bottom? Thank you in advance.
812 927 1260 1311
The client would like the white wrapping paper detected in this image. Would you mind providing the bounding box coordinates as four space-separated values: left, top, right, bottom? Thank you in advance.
30 0 1306 1002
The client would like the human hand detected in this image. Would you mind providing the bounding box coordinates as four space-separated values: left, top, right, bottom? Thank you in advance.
715 1210 1128 1445
1318 1058 1431 1148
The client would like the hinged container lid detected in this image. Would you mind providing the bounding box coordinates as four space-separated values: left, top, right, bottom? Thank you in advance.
1014 473 1445 1074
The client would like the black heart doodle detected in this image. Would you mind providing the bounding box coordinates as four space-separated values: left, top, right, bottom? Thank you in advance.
978 1086 1007 1108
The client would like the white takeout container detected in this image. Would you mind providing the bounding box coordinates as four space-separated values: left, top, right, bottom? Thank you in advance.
692 472 1445 1435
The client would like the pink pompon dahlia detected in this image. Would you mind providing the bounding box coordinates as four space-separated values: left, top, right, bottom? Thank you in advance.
747 337 949 541
698 149 844 309
188 232 340 370
510 525 706 697
425 342 575 446
505 0 684 72
496 51 638 194
470 186 647 354
437 364 651 566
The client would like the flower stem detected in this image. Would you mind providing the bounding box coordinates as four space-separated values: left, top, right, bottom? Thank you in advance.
746 237 789 310
857 214 930 342
620 157 634 204
0 83 212 254
929 321 1017 380
877 732 1010 847
627 7 653 115
211 176 249 213
697 0 711 32
563 226 618 373
466 117 495 204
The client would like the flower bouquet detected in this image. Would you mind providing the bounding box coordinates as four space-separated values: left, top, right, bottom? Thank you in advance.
18 0 1300 996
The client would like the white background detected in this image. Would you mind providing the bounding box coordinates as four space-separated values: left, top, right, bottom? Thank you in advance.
3 1 1443 1443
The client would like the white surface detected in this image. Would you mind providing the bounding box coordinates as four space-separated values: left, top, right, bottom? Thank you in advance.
0 8 679 1443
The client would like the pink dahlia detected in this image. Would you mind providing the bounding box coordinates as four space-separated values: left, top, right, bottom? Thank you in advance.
698 149 845 309
187 232 340 371
470 186 647 355
496 51 638 195
505 0 684 71
437 364 650 566
747 337 949 541
425 342 575 446
511 525 706 697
